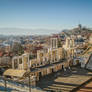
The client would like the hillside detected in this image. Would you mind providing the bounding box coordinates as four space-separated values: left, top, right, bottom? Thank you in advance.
61 25 92 36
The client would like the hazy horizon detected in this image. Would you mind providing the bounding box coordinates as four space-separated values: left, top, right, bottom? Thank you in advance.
0 27 62 35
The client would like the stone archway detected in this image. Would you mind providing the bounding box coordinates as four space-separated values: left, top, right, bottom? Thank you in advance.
62 65 64 70
39 72 42 80
52 68 54 73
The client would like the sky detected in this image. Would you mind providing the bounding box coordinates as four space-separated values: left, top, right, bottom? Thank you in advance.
0 0 92 35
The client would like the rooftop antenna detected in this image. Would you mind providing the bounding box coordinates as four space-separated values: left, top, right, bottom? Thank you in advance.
78 20 82 30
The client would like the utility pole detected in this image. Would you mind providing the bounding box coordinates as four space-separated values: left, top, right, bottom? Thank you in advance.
4 77 7 91
29 75 31 92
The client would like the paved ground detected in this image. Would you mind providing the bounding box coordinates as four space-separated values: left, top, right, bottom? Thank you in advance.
37 66 92 92
77 80 92 92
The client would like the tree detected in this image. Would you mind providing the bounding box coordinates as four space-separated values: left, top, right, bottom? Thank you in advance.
11 42 24 55
58 40 62 48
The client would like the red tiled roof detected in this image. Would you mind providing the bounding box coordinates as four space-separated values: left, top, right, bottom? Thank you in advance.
0 52 4 57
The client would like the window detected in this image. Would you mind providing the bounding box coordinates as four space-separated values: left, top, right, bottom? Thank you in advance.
19 58 22 64
14 59 18 69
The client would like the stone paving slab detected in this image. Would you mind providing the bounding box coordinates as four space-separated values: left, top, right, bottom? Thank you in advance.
37 66 92 92
76 80 92 92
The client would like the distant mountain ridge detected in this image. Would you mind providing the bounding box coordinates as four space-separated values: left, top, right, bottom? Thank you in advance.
0 28 60 35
